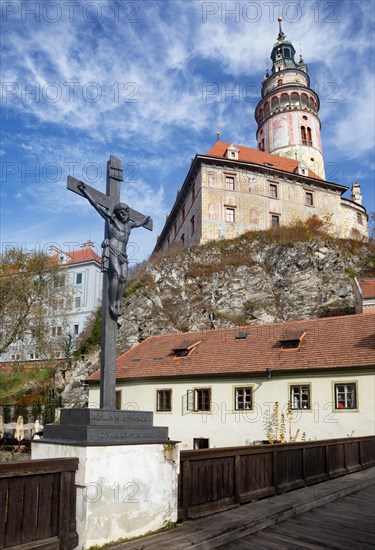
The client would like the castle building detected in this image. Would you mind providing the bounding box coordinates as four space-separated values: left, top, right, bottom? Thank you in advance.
154 19 368 252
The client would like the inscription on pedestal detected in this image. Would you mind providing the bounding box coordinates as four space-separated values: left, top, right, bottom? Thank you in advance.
43 408 169 446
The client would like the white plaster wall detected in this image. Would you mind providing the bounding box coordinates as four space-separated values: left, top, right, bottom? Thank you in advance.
89 371 375 450
32 442 179 549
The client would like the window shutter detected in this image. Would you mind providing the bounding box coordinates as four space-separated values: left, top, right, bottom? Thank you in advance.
187 389 194 411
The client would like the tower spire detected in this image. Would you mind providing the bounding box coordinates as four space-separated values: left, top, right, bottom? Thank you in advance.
277 16 286 41
255 19 326 180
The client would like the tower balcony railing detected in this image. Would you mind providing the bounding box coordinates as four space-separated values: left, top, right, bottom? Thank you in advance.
256 104 318 124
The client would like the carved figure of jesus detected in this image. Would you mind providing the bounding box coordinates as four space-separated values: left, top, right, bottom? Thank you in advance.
78 182 150 317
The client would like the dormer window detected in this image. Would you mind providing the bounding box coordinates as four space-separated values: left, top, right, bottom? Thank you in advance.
172 339 201 358
280 339 300 349
280 331 306 350
174 348 189 357
296 161 309 177
225 144 239 160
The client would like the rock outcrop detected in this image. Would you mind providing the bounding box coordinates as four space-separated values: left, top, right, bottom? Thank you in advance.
116 232 373 354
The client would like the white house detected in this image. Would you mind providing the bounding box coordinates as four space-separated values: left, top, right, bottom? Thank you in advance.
0 242 102 362
53 242 102 342
354 278 375 315
88 313 375 450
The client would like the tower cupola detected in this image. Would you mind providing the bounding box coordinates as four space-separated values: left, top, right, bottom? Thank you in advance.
270 17 298 73
255 18 325 179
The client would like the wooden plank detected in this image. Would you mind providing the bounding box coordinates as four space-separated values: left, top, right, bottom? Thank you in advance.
0 478 9 549
0 458 78 479
5 478 24 547
36 475 54 540
50 473 60 537
182 459 190 521
21 476 39 543
234 454 241 505
68 471 78 544
58 472 70 550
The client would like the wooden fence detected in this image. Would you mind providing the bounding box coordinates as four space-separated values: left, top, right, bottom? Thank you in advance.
178 435 375 520
0 458 78 550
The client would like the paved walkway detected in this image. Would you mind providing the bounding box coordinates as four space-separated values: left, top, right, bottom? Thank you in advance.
106 467 375 550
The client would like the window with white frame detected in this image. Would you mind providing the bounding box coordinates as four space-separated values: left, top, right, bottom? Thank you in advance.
334 383 357 410
290 385 310 409
234 387 253 410
225 207 235 223
76 273 82 285
75 296 81 308
226 175 235 190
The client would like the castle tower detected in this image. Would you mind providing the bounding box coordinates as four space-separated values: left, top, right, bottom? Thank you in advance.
255 17 325 179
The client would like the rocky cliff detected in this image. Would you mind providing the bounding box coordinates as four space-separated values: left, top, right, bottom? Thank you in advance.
116 228 374 355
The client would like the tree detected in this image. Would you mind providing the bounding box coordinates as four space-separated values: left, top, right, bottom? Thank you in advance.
0 248 71 358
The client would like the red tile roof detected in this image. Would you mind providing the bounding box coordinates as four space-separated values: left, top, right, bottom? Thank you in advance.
204 142 323 180
357 279 375 299
87 314 375 382
56 248 101 266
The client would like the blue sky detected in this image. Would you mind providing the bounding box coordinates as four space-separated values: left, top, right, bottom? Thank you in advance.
1 0 374 263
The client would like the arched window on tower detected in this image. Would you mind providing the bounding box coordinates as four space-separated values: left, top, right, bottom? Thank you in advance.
280 93 289 108
291 92 300 106
277 79 283 86
264 102 270 117
301 126 307 145
309 97 315 110
258 139 265 151
301 94 308 107
284 48 290 58
307 127 312 146
271 97 279 111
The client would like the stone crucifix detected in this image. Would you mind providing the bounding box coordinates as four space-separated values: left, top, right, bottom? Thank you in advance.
67 155 152 409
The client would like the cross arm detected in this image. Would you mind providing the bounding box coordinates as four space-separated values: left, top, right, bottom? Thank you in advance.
68 175 152 230
67 176 109 209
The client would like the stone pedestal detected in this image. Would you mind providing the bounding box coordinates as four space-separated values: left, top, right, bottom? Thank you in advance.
32 440 180 549
32 408 179 548
43 408 169 445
